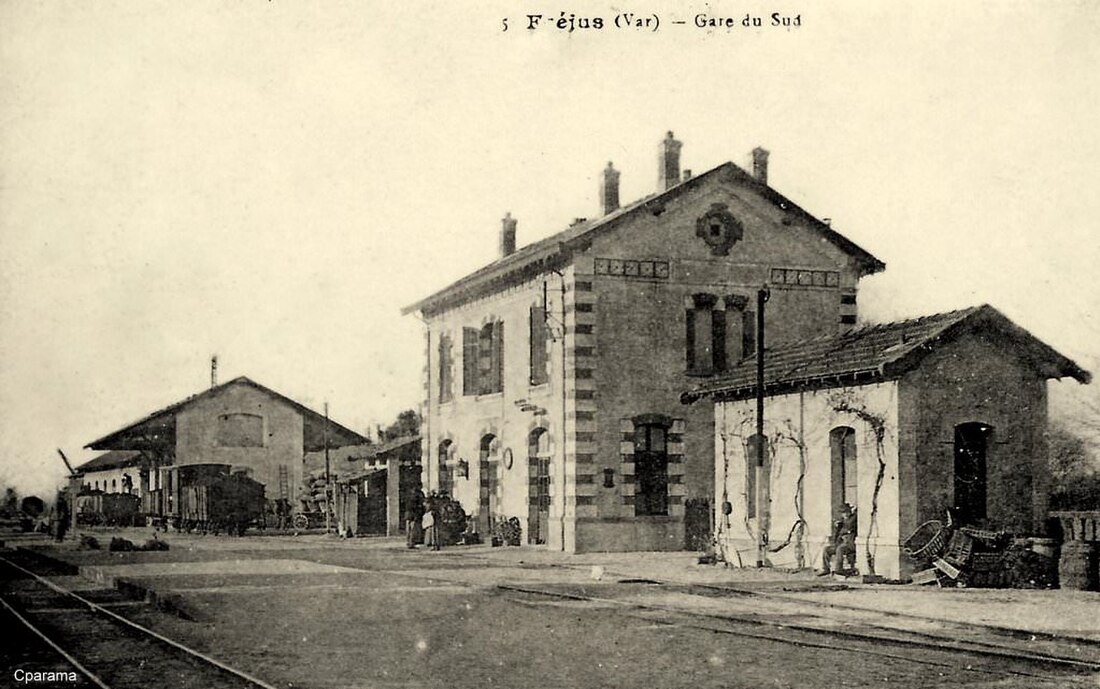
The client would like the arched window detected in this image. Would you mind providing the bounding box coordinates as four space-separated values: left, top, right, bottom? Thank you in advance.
745 434 770 518
634 421 669 516
528 428 551 544
480 434 500 528
954 422 992 524
437 440 454 497
829 427 857 518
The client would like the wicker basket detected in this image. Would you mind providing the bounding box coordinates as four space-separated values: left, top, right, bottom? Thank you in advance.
903 520 950 560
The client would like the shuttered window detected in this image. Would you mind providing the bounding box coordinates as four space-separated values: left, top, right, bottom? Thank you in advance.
462 327 479 396
438 334 454 403
529 306 548 386
465 321 504 395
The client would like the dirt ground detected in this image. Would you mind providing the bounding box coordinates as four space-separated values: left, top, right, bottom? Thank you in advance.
7 528 1099 689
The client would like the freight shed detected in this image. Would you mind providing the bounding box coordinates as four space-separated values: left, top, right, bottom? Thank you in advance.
85 376 368 523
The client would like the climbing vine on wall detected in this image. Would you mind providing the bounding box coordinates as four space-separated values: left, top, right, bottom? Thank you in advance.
828 391 889 576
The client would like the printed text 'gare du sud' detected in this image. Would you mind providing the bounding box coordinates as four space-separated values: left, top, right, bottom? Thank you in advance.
501 10 803 33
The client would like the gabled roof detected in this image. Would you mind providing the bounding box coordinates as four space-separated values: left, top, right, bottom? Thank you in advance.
682 304 1091 403
363 434 420 458
73 450 142 475
86 376 368 452
402 161 885 317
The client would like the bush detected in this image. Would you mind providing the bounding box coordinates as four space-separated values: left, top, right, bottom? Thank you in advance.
434 496 467 546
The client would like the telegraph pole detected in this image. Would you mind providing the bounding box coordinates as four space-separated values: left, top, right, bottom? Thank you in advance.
755 287 769 568
323 402 332 534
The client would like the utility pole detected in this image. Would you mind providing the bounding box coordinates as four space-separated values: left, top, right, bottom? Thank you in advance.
324 402 331 534
755 287 770 568
56 449 79 538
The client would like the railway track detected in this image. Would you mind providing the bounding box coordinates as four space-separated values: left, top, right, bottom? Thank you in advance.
369 551 1100 683
0 550 277 689
4 542 1097 687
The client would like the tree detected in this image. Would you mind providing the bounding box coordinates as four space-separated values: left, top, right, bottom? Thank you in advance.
380 410 421 442
1048 422 1100 510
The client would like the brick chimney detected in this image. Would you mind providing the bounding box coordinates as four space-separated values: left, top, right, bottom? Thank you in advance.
600 162 620 215
500 212 517 257
658 131 682 191
752 146 770 185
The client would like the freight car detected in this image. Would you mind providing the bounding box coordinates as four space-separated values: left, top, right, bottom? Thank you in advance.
75 492 141 526
159 463 266 535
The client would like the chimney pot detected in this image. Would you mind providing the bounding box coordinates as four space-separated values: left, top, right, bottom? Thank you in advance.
659 131 683 191
752 146 770 185
500 212 517 257
682 169 692 181
600 161 620 215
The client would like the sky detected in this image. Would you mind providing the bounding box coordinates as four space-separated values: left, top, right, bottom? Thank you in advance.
2 0 1098 498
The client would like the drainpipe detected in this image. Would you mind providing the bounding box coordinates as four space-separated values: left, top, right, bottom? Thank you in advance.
550 267 568 551
414 313 432 494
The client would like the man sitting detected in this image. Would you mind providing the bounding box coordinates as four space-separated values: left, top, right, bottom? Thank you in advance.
820 503 858 575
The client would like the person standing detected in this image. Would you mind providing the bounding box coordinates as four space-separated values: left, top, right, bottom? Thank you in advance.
406 489 425 548
422 496 436 551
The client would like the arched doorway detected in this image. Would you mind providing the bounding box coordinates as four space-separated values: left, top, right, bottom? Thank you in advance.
479 434 499 534
527 428 551 544
829 427 857 520
954 422 992 525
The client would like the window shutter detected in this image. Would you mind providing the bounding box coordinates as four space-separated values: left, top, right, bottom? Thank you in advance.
530 306 548 386
742 310 756 359
478 324 493 394
712 308 727 372
685 308 696 372
462 327 479 396
491 321 505 393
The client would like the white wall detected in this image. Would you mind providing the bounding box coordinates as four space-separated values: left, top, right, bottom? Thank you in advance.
713 382 903 579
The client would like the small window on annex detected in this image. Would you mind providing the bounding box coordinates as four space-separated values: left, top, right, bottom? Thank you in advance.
216 413 264 448
634 420 670 517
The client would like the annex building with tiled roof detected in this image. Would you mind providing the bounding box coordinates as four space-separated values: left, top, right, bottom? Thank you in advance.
683 304 1090 579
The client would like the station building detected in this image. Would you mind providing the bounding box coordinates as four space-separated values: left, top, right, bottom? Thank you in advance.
403 132 884 552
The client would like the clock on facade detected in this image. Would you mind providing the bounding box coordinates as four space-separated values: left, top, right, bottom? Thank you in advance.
502 447 514 470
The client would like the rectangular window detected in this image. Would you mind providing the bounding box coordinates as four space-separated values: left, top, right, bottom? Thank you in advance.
438 334 454 403
462 327 479 396
469 321 504 395
742 310 756 359
529 306 549 386
687 294 725 376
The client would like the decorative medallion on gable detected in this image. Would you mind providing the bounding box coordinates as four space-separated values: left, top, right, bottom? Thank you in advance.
695 203 743 256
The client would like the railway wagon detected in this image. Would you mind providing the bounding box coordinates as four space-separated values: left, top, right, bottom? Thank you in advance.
162 463 266 535
75 492 141 526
